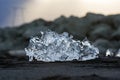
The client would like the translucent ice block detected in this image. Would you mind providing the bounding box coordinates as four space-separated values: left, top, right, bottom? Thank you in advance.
25 31 99 62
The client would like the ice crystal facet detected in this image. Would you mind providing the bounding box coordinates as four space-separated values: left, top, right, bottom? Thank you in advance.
25 31 99 62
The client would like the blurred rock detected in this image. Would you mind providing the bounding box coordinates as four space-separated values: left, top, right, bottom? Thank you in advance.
53 15 68 25
51 16 91 39
0 41 14 50
111 27 120 40
113 15 120 28
111 41 120 49
85 12 104 23
89 24 113 40
93 39 111 56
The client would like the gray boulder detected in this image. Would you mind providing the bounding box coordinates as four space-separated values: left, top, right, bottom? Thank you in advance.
89 24 113 40
0 41 14 50
113 15 120 28
52 16 91 39
110 41 120 49
23 26 49 38
111 27 120 40
85 13 104 23
53 16 68 25
93 39 111 56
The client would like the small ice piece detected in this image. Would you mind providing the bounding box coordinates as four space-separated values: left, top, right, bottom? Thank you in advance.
106 49 114 57
106 49 111 56
106 49 120 57
106 49 115 57
25 30 99 62
116 49 120 57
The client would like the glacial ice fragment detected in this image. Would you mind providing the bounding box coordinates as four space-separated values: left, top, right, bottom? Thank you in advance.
106 49 114 57
116 49 120 57
106 49 120 57
25 31 99 62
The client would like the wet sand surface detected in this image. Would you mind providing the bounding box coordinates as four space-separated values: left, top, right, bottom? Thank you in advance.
0 58 120 80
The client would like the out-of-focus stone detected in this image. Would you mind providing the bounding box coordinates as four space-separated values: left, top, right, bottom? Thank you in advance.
0 41 14 50
85 13 104 22
89 24 113 40
111 27 120 40
93 39 111 56
113 15 120 28
53 15 67 25
23 26 49 38
66 19 90 39
52 16 91 39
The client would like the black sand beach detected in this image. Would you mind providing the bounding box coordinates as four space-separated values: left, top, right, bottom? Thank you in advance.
0 57 120 80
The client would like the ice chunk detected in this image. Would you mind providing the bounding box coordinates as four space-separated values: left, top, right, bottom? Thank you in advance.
25 30 99 62
116 49 120 57
106 49 114 57
105 49 120 57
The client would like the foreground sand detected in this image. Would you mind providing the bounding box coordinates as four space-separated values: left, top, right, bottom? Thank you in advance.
0 58 120 80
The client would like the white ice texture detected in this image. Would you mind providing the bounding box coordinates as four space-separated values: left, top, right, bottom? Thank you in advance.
106 49 120 57
25 31 99 62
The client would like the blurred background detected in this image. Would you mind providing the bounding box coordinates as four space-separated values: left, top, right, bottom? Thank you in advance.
1 0 120 27
0 0 120 57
